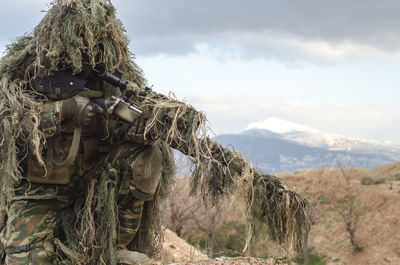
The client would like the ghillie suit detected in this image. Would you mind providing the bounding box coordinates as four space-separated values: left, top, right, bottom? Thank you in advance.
0 0 310 264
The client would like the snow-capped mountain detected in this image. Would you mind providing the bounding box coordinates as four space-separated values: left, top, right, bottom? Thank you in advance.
246 117 400 160
212 117 400 172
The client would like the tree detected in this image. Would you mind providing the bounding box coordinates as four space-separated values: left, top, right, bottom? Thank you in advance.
337 168 362 252
335 158 363 252
190 202 227 258
167 178 201 237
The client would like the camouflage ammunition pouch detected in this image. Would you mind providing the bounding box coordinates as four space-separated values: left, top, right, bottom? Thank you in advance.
103 142 164 201
27 130 80 185
27 157 75 184
27 158 74 185
76 137 100 176
130 143 164 198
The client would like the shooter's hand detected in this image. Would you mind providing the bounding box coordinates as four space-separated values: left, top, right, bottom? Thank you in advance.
61 95 95 128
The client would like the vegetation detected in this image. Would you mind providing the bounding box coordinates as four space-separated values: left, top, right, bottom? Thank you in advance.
183 221 247 258
360 176 386 185
288 248 330 265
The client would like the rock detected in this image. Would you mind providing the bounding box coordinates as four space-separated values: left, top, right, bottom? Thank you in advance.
118 249 153 265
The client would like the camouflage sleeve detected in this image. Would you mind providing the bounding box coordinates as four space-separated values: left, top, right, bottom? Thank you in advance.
39 101 63 138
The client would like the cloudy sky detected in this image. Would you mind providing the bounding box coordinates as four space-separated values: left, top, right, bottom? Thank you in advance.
1 0 400 142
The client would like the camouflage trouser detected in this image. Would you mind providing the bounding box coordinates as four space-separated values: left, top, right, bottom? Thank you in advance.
0 142 163 264
1 200 59 264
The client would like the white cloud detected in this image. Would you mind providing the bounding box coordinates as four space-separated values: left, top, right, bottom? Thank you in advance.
192 31 400 63
266 35 400 61
3 1 400 63
114 0 400 61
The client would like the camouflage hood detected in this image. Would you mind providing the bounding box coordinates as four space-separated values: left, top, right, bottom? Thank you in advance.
0 0 145 81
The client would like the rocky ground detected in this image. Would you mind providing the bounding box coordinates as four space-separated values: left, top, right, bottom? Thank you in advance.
158 230 292 265
173 257 293 265
158 229 208 263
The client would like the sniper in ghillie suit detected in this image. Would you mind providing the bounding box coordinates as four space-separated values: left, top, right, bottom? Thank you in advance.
0 0 310 264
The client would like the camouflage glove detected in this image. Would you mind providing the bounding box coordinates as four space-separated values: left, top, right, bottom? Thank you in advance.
61 95 95 128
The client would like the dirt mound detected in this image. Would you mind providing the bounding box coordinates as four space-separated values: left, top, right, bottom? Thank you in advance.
159 229 208 264
159 230 291 265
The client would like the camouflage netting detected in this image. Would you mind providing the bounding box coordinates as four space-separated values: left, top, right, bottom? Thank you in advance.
0 0 310 263
128 87 311 254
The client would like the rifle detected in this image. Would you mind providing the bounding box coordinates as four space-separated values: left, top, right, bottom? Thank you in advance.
31 70 142 123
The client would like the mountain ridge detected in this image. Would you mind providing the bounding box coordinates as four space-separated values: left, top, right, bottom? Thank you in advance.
213 118 399 172
245 117 400 158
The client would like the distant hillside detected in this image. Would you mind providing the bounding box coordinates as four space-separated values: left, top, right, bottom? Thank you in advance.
214 129 396 172
278 162 400 265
